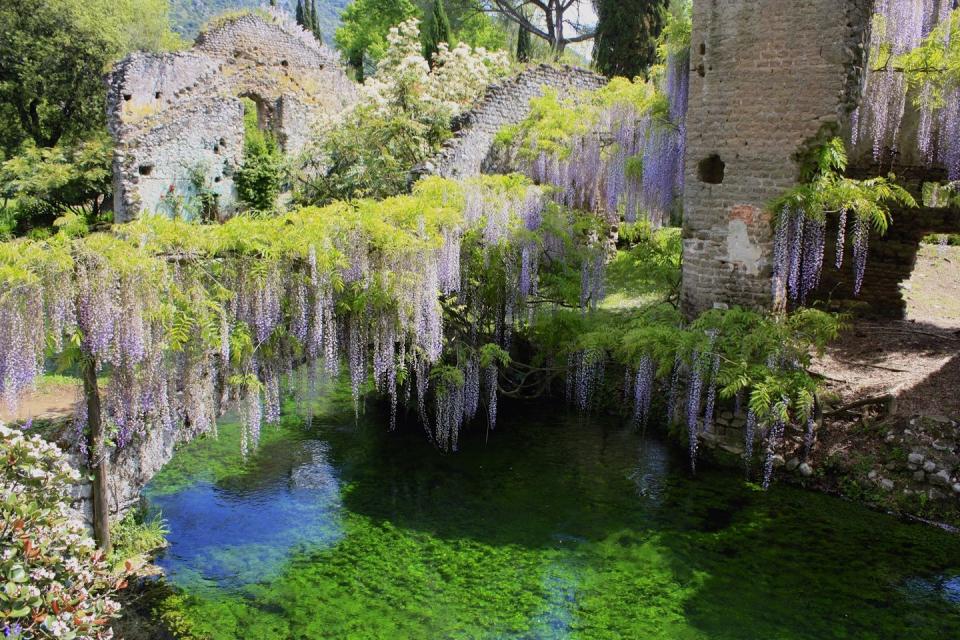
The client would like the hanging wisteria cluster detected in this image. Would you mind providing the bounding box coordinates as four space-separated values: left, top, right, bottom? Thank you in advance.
853 0 960 179
770 136 915 305
549 302 836 485
772 207 839 302
504 62 690 229
0 175 594 458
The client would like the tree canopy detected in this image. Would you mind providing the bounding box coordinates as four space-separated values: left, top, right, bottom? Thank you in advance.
0 0 181 153
473 0 596 57
592 0 668 78
335 0 507 80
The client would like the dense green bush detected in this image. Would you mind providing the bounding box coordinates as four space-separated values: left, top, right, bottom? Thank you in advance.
234 99 284 212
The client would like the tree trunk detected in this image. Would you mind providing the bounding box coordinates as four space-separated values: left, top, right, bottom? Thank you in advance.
552 40 566 59
82 357 111 553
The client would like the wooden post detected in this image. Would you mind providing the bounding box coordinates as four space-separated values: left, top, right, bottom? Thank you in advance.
82 356 111 553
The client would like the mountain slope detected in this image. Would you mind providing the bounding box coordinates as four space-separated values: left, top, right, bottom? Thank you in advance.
169 0 350 44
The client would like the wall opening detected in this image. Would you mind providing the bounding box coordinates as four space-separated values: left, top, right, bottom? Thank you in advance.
239 93 273 132
138 164 154 176
697 154 725 184
123 93 132 101
155 91 162 100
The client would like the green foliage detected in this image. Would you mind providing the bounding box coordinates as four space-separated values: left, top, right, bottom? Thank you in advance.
335 0 507 78
234 99 284 212
496 78 660 160
109 511 169 568
892 9 960 110
0 133 113 232
657 0 692 60
593 0 668 79
770 138 917 235
424 0 454 63
335 0 420 78
0 424 130 637
603 224 682 308
0 0 182 152
302 19 507 204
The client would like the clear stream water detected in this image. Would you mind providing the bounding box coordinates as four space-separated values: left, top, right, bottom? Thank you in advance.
144 384 960 639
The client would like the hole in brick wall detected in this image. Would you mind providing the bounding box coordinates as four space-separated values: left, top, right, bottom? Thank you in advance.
281 60 289 67
214 176 222 183
138 164 154 176
696 63 705 78
155 91 162 100
213 145 220 154
123 93 132 101
697 155 725 184
219 138 226 146
699 42 706 55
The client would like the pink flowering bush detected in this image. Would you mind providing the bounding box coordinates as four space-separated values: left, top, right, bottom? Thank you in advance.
0 424 127 639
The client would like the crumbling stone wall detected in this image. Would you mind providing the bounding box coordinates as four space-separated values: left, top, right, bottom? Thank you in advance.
681 0 873 317
420 64 607 179
107 14 357 222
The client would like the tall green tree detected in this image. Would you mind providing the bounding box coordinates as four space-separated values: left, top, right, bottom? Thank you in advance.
305 0 314 34
592 0 668 78
516 23 531 62
336 0 419 81
311 0 324 43
472 0 595 58
0 0 180 153
424 0 454 64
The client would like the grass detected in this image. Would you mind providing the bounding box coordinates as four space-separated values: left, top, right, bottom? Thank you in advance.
109 510 170 571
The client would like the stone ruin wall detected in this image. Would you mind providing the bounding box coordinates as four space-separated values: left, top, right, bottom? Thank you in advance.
420 64 607 179
681 0 874 317
682 0 960 319
107 14 357 222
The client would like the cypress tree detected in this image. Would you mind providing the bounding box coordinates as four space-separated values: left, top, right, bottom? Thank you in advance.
310 0 323 43
304 0 313 34
423 0 453 66
295 0 305 28
593 0 669 79
516 25 531 63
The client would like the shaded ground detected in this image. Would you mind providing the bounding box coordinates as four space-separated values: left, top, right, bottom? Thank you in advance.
813 244 960 419
799 243 960 526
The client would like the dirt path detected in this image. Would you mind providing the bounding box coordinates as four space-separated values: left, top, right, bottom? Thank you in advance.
0 381 80 424
812 244 960 420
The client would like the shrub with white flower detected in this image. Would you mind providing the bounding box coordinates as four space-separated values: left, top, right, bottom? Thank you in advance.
0 424 128 639
296 18 509 204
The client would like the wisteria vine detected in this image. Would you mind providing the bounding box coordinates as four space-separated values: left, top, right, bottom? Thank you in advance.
0 175 601 460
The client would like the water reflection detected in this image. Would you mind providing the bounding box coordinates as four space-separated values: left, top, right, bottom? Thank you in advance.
148 439 343 590
629 435 671 501
902 573 960 605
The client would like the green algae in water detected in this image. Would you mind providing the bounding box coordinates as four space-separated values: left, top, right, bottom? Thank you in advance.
145 389 960 639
